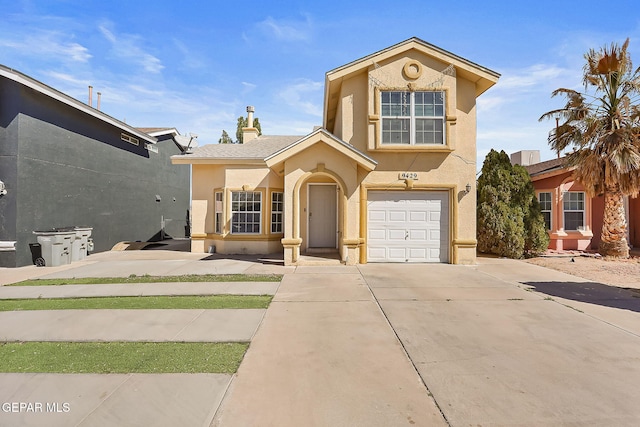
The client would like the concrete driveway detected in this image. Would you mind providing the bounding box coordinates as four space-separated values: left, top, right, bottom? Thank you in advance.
359 258 640 426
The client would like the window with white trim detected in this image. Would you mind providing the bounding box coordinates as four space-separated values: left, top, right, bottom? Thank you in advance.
271 192 284 233
538 192 552 230
381 91 445 145
214 192 223 234
563 191 585 231
231 191 261 234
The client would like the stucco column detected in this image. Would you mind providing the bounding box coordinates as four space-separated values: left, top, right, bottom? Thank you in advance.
190 199 208 253
281 166 304 266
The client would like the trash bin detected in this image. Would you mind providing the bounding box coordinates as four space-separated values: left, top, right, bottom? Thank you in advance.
29 243 45 267
32 230 75 267
71 226 93 261
54 226 93 262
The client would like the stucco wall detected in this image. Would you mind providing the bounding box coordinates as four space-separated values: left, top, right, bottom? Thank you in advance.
189 163 284 255
0 83 19 267
1 78 190 267
532 172 593 251
332 49 480 263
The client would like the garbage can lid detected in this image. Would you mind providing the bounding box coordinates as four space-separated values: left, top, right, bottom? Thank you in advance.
33 229 76 235
53 226 76 232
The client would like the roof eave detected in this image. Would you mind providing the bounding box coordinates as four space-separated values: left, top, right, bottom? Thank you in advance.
264 128 377 171
323 37 500 128
171 156 266 165
0 64 156 144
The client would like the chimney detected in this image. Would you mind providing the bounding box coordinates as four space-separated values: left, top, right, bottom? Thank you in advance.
510 150 540 166
88 85 93 107
97 92 102 111
242 105 260 143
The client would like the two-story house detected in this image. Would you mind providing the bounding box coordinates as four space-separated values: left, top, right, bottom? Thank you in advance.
172 37 499 265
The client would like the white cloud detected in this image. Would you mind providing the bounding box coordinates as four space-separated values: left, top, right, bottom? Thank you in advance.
497 64 568 90
241 81 257 94
255 15 313 42
277 79 323 117
172 39 207 70
98 23 164 74
0 31 91 63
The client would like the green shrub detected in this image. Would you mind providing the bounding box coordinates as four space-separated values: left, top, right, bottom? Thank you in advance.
477 150 549 258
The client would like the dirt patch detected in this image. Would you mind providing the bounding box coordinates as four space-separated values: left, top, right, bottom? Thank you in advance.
526 254 640 289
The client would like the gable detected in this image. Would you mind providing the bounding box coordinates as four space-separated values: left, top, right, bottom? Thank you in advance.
324 37 500 132
264 128 377 173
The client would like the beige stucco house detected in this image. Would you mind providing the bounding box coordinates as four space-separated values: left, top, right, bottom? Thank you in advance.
172 37 499 265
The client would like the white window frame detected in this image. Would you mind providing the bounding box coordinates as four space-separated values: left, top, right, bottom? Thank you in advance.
214 191 223 234
538 192 552 230
271 192 284 234
231 191 262 234
563 191 585 231
381 90 445 145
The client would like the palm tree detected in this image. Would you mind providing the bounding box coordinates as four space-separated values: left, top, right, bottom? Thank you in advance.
540 38 640 258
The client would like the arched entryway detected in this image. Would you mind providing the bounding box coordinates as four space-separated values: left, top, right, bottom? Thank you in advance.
307 183 338 249
294 171 346 263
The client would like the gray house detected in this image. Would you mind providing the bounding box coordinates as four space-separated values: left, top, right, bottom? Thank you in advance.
0 65 191 267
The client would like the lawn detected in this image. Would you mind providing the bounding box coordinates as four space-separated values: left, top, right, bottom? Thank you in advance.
10 273 283 286
0 295 272 311
0 342 248 373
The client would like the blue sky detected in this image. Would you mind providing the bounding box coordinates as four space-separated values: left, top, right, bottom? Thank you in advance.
2 0 640 167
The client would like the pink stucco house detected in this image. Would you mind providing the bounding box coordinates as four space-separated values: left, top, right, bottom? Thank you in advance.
513 151 640 252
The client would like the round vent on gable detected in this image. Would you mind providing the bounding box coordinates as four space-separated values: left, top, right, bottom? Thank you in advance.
403 60 423 80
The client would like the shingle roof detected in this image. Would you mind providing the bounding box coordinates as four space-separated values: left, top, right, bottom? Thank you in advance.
524 157 568 176
184 135 304 160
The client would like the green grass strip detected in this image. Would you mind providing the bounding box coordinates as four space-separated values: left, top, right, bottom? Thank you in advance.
0 342 248 373
0 295 272 311
10 273 282 286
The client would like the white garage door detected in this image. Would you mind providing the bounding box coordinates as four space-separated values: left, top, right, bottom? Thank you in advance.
367 191 449 263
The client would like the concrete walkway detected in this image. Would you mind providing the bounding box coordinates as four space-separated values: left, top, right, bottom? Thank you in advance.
0 251 288 427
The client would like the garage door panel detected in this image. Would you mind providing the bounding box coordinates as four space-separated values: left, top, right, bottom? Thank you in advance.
408 247 427 259
368 247 387 259
409 211 427 222
388 247 407 260
408 229 427 241
369 228 386 240
367 191 449 263
388 229 406 241
369 210 386 222
388 211 406 222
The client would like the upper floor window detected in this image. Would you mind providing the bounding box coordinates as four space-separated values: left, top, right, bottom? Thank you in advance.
381 91 445 145
563 191 585 231
538 192 552 230
231 191 261 234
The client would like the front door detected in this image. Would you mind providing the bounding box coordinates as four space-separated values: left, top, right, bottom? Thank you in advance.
308 184 337 248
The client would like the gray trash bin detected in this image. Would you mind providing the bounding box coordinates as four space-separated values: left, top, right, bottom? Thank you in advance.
72 226 93 261
32 230 75 267
53 226 93 262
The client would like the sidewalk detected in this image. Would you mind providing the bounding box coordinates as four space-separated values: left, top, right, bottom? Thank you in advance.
0 251 288 427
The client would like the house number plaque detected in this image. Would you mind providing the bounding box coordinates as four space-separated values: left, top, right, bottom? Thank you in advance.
399 172 418 180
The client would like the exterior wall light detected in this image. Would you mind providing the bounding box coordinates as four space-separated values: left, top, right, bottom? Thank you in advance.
465 183 472 194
